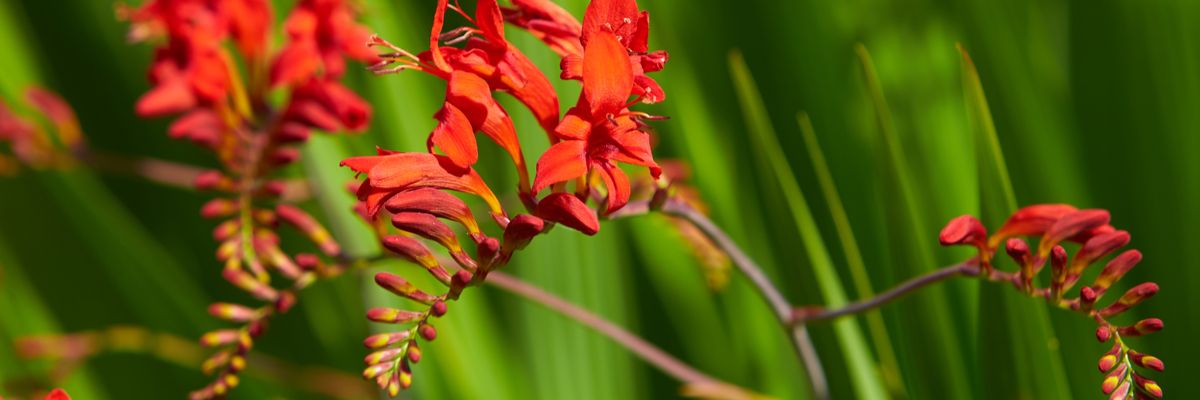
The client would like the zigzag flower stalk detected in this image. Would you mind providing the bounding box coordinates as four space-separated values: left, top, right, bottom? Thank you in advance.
346 0 671 394
117 0 376 398
789 204 1165 399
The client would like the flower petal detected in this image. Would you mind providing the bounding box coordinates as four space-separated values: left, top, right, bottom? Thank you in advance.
581 0 639 47
583 30 633 118
535 192 600 235
596 160 630 215
430 102 479 169
554 106 591 141
532 140 588 193
475 0 508 50
385 188 482 237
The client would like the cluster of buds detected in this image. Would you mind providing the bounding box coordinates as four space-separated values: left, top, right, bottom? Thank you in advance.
940 204 1164 399
117 0 376 398
346 0 670 394
0 86 83 174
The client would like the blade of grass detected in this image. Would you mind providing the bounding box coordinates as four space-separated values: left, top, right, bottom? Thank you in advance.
730 49 887 400
959 44 1072 400
855 43 973 400
797 112 907 399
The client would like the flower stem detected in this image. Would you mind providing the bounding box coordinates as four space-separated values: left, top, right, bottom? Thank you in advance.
794 262 975 323
657 199 831 400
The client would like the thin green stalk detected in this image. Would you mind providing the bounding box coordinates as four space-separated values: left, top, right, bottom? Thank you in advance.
797 112 907 399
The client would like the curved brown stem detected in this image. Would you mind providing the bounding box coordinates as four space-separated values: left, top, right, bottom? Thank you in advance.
654 199 830 400
794 262 977 323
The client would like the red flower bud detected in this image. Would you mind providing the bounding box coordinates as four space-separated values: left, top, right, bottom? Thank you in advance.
939 215 988 248
1092 250 1142 297
501 214 545 255
1098 283 1159 317
1037 209 1110 256
1109 379 1131 400
195 170 235 191
407 342 422 363
1117 318 1163 338
1101 361 1127 394
44 388 71 400
363 331 411 349
374 272 438 305
200 329 241 347
212 219 240 241
391 212 464 254
477 237 501 272
381 235 451 286
1128 350 1164 372
1099 341 1122 372
364 347 404 365
168 109 223 149
385 188 482 239
208 303 258 322
222 267 278 301
535 193 600 235
367 308 424 324
273 122 312 143
1095 325 1110 342
277 204 340 256
418 324 437 341
274 290 297 313
201 198 237 218
202 350 232 374
363 362 391 379
990 204 1079 247
1070 230 1130 273
268 147 301 166
1132 372 1162 398
431 301 448 317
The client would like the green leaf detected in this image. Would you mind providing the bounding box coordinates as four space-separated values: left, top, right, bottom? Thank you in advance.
730 49 888 400
959 44 1072 400
855 43 973 400
797 112 907 399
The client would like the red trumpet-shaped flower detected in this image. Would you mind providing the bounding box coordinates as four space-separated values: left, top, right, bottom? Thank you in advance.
341 148 503 220
502 0 584 58
271 0 380 86
558 0 669 104
532 29 661 214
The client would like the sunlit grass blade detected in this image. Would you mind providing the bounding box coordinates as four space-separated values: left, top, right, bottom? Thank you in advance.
797 112 907 399
730 49 887 400
855 43 974 399
959 44 1072 400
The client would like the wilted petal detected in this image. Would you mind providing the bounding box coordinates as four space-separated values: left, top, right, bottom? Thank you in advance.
535 193 599 235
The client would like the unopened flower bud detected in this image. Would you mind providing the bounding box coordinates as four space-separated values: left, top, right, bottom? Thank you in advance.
375 272 437 304
534 193 599 235
1128 350 1164 372
277 204 341 256
258 180 286 198
448 270 471 300
388 371 403 396
222 267 278 301
1117 318 1163 338
212 219 239 241
1092 250 1142 297
1110 379 1131 400
1095 325 1110 342
418 323 437 341
253 208 277 227
431 301 448 317
1069 230 1130 274
1098 282 1158 317
208 303 258 322
363 331 411 349
200 329 241 347
391 212 464 254
501 214 545 255
382 235 451 286
367 308 424 324
385 188 482 238
365 347 405 365
476 237 500 272
1081 286 1097 313
398 359 413 389
275 290 297 313
268 147 301 166
1037 209 1110 256
274 122 312 143
202 350 232 374
1099 341 1122 372
991 204 1079 247
407 341 421 363
939 215 988 249
1132 372 1162 398
195 170 235 191
201 198 237 218
1102 361 1127 394
295 253 321 271
363 362 391 379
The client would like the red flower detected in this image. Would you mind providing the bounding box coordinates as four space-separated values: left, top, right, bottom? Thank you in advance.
559 0 669 104
271 0 380 87
340 148 504 221
532 29 660 215
44 389 71 400
502 0 584 58
279 77 372 133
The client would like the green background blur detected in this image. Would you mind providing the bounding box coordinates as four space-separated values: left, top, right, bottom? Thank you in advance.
0 0 1193 399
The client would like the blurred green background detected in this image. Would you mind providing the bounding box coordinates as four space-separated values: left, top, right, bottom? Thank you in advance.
0 0 1192 399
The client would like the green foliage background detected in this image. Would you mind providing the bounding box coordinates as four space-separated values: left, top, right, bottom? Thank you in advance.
0 0 1192 399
